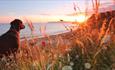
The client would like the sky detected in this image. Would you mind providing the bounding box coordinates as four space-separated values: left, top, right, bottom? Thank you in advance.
0 0 114 23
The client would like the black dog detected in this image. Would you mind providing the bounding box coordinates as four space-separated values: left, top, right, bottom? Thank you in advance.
0 19 25 56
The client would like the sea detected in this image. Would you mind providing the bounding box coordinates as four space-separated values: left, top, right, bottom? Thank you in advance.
0 22 78 39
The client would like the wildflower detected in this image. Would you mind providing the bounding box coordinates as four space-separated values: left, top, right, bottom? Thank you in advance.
62 65 72 70
1 56 7 61
59 54 63 58
9 55 14 59
67 54 70 62
101 34 111 44
75 55 79 59
65 48 71 52
32 61 38 67
41 41 46 47
70 62 74 66
5 63 10 66
84 62 91 69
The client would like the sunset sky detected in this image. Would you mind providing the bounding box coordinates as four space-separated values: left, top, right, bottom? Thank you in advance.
0 0 114 23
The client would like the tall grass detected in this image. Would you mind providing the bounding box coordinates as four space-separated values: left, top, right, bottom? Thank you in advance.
0 0 115 70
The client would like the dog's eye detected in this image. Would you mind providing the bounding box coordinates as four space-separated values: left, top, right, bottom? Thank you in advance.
20 22 22 24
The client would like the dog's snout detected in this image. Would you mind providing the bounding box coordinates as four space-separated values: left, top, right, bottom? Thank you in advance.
20 24 25 29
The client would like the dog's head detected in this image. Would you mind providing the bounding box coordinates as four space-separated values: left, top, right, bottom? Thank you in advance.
10 19 25 31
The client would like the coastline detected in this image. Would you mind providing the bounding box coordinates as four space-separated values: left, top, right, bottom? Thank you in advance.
20 29 77 47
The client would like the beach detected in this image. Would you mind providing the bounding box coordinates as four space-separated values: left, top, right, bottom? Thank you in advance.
20 29 77 48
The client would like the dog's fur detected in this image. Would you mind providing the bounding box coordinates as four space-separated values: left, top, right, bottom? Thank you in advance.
0 19 25 56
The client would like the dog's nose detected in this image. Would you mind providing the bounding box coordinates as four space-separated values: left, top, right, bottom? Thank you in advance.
22 25 25 29
20 25 25 29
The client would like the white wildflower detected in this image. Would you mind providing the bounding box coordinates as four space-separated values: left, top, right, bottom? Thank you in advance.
101 34 111 44
67 54 70 62
6 63 10 66
32 61 39 67
32 62 36 67
62 65 72 70
75 55 79 59
70 62 74 66
1 56 7 61
65 48 71 52
9 55 14 59
84 63 91 69
59 54 62 58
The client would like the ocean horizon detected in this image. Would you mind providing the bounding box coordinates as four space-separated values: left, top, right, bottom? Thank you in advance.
0 22 78 39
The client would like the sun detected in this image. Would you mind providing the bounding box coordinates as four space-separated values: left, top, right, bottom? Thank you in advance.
75 14 87 23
